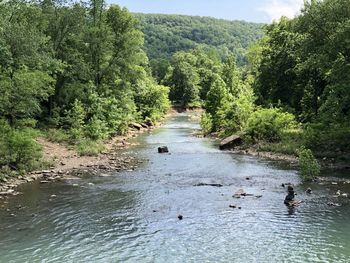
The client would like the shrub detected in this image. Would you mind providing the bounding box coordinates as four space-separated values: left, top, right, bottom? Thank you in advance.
297 147 320 181
0 119 42 173
84 116 109 141
245 108 296 142
200 112 213 135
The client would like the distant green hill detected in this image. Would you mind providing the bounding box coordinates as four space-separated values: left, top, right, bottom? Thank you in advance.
134 13 264 66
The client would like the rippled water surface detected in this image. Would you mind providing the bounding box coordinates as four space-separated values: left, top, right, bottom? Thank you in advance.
1 113 350 262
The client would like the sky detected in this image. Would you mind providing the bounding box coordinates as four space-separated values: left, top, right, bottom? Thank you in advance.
107 0 305 23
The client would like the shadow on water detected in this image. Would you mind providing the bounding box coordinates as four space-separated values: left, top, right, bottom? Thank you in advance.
1 112 350 262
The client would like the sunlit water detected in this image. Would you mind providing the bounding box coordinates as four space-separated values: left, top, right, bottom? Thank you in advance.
1 113 350 262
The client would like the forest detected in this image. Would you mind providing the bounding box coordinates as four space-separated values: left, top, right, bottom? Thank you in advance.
0 0 349 181
134 13 264 80
0 0 170 177
162 0 350 178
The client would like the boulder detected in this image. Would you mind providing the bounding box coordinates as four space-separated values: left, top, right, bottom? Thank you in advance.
158 146 169 153
141 123 149 129
145 120 154 127
128 122 142 130
219 135 242 150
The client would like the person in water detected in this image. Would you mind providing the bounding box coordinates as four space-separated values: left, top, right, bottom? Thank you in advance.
284 185 295 205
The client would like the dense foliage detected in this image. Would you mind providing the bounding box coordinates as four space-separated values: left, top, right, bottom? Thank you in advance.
252 0 350 156
0 0 170 175
164 0 350 173
135 14 264 80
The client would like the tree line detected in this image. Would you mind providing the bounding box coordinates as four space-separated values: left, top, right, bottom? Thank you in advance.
164 0 350 178
134 13 263 81
0 0 170 176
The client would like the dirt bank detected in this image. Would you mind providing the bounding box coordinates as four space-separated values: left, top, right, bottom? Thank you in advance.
0 126 153 199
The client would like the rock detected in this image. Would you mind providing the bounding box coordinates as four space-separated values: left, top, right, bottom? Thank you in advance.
331 182 338 185
145 120 154 127
219 135 242 150
129 122 142 130
285 199 302 207
255 195 263 198
158 146 169 153
245 177 251 180
178 215 183 220
40 180 49 184
341 193 348 198
229 204 237 208
233 189 247 198
306 188 312 194
194 183 223 187
327 202 341 207
141 123 149 129
50 194 57 198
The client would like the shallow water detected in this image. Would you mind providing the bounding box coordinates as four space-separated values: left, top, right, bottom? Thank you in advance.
1 113 350 262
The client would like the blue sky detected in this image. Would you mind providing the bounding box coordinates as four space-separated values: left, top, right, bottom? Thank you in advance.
107 0 304 23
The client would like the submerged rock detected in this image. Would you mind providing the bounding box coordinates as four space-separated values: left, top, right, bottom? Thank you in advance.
194 183 223 187
306 188 312 194
233 189 253 198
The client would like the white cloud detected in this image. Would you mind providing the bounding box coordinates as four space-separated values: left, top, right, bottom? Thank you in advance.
260 0 304 22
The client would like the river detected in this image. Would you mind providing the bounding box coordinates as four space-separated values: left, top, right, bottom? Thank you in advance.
1 112 350 262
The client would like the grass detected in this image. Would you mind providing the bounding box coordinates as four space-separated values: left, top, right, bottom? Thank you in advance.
256 128 303 156
43 128 70 143
76 139 105 156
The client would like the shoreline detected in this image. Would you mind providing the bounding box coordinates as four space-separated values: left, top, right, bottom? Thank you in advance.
0 122 157 200
224 144 349 171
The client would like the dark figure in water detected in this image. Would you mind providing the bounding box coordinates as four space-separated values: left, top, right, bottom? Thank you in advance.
284 186 295 205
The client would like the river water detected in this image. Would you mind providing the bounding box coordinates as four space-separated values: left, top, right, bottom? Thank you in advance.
1 113 350 263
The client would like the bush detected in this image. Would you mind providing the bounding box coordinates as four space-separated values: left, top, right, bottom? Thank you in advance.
297 147 320 181
0 119 42 173
84 116 109 141
200 112 213 135
245 108 296 142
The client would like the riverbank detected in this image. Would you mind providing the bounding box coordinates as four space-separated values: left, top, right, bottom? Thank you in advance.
210 132 350 171
0 124 154 199
224 143 350 171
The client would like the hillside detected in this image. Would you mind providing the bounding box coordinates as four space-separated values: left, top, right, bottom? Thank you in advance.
134 13 264 66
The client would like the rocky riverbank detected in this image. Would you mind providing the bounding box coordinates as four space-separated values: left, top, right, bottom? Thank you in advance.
0 124 153 200
216 134 350 171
